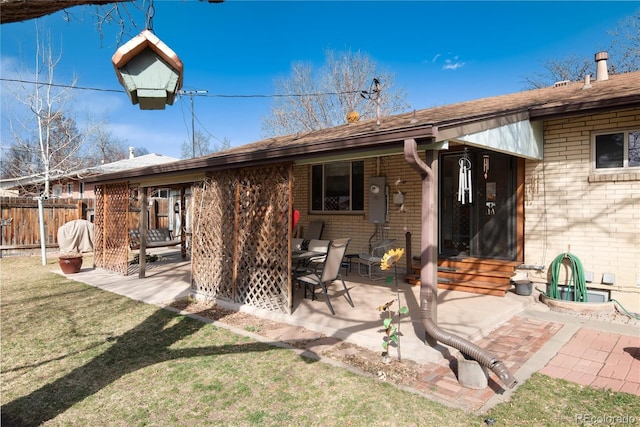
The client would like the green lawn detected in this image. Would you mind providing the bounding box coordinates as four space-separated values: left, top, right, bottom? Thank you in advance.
1 254 638 426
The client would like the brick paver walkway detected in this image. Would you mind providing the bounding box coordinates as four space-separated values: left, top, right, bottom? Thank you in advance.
539 328 640 396
404 315 564 411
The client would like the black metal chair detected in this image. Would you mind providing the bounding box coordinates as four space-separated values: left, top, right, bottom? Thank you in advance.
296 238 354 315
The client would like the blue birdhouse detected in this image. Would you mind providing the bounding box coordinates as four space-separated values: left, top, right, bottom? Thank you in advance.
112 30 183 110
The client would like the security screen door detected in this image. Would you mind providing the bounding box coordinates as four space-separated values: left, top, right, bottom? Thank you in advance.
439 150 516 260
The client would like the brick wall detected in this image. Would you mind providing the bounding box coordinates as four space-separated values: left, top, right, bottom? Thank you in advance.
292 155 424 270
524 107 640 312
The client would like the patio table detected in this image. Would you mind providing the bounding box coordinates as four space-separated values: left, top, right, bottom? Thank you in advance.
292 250 325 262
292 250 326 274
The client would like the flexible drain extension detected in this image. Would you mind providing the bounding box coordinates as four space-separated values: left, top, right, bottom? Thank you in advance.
421 293 518 389
404 137 518 390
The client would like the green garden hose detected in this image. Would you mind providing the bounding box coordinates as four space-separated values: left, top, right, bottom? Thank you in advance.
611 299 640 320
548 253 588 302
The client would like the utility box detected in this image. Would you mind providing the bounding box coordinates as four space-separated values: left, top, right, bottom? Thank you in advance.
369 177 386 224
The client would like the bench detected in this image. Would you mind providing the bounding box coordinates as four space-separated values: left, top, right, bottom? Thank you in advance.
129 228 182 250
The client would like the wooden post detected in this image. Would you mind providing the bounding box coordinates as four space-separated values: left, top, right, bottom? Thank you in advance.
180 186 186 260
405 231 412 282
288 164 294 313
139 187 148 279
232 182 240 303
425 148 438 334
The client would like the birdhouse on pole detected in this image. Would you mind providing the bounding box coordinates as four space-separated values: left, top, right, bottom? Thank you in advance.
112 30 183 110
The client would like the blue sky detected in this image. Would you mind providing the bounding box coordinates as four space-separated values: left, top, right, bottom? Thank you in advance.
1 1 638 159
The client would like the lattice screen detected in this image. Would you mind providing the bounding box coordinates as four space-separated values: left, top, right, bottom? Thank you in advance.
191 164 293 313
94 182 129 275
191 171 236 299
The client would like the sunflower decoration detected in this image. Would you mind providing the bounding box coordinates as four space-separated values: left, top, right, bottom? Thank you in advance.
377 247 408 360
380 247 405 271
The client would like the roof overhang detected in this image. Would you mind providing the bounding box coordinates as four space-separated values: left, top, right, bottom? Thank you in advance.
440 112 543 160
85 124 438 185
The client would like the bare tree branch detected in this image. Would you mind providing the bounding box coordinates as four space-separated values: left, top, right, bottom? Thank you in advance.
1 25 128 194
521 11 639 89
1 0 127 24
0 0 223 25
608 11 640 74
262 49 410 138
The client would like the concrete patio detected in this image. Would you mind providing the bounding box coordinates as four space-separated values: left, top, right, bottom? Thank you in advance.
51 249 640 411
62 249 535 366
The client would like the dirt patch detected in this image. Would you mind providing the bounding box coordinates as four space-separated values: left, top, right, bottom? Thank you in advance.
168 298 422 385
168 297 639 390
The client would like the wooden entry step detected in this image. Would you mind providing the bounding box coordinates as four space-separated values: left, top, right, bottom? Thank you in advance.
405 257 520 297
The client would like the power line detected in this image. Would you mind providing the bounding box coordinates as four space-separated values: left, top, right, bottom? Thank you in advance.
0 78 125 93
178 90 208 158
0 78 361 99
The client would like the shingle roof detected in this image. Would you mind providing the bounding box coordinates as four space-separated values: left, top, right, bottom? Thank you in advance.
85 153 180 175
220 71 639 156
0 154 180 190
86 71 640 184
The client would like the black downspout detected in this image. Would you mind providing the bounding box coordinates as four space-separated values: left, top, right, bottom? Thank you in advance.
404 138 517 390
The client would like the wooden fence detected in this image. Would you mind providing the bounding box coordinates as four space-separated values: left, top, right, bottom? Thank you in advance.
129 198 172 230
0 196 172 252
0 197 93 250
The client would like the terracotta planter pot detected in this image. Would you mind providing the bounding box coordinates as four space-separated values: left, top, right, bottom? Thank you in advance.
59 256 83 274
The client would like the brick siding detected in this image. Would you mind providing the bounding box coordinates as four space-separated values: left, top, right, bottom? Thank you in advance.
524 107 640 312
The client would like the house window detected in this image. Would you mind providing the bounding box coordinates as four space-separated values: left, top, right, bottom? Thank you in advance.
52 184 62 198
311 161 364 212
79 182 84 197
66 183 73 196
154 188 169 198
594 129 640 169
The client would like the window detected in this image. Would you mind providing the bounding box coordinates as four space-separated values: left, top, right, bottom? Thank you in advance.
66 183 73 196
79 182 84 197
311 161 364 212
52 184 62 198
594 129 640 169
154 188 169 198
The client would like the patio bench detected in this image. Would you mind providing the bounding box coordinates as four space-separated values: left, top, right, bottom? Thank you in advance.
129 228 181 250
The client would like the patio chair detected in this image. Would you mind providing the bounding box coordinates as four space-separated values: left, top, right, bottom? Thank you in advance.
296 238 354 315
304 239 330 271
358 239 395 280
305 220 324 240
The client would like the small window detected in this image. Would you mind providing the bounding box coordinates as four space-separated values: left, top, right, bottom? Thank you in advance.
594 129 640 169
311 161 364 212
79 182 84 197
66 183 73 196
52 184 62 198
154 188 169 198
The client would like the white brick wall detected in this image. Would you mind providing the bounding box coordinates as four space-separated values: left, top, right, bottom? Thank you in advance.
524 107 640 312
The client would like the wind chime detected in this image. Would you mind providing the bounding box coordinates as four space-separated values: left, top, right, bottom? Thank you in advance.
483 154 490 179
458 148 472 204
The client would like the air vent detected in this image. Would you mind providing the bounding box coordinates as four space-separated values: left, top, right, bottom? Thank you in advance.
553 80 570 88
